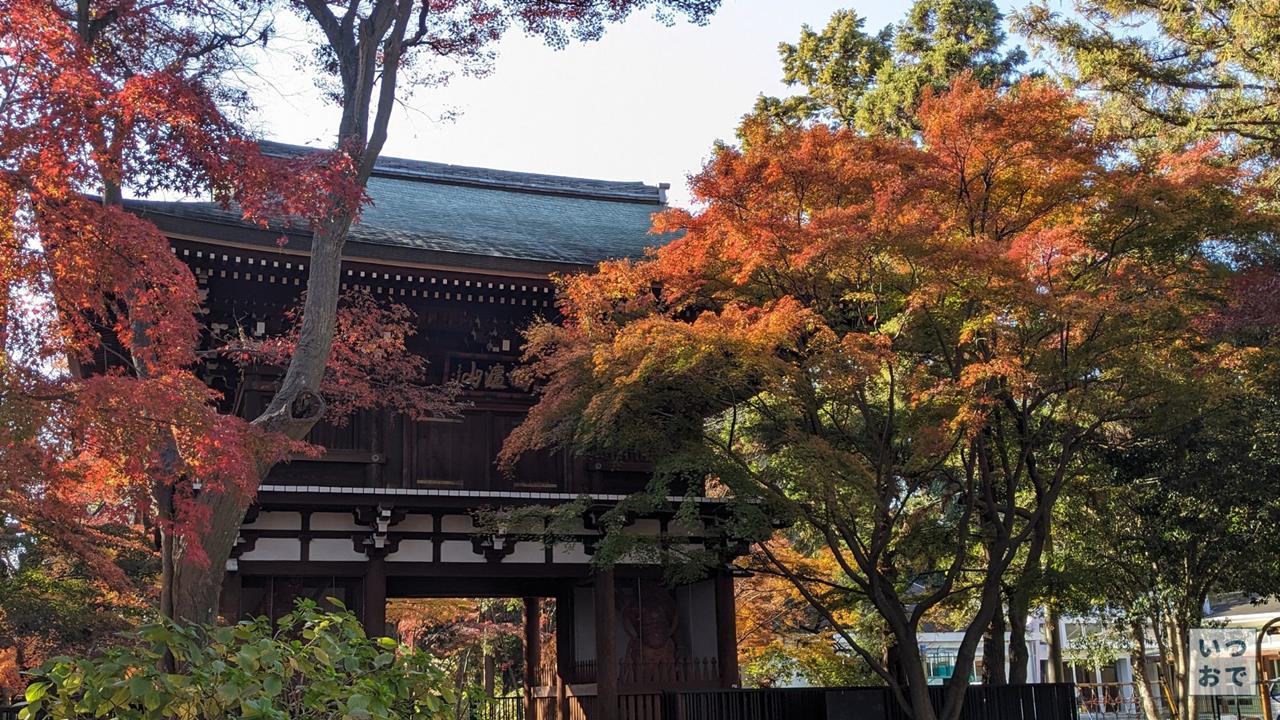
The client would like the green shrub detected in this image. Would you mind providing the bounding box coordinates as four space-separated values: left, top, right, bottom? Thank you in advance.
21 599 456 720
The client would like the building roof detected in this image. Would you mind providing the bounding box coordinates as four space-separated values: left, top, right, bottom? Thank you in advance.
1207 593 1280 620
126 141 673 269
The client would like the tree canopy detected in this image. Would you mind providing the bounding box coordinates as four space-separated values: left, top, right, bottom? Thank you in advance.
504 74 1258 720
1017 0 1280 156
753 0 1025 134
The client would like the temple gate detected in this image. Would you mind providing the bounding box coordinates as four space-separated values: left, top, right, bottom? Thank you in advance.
125 142 744 719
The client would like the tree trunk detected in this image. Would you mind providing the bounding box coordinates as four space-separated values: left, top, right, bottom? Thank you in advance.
1007 599 1030 684
169 218 355 624
161 0 417 623
1006 509 1049 685
983 604 1008 685
897 639 941 720
1130 621 1162 720
170 486 254 623
484 650 495 697
873 595 946 720
1166 615 1194 720
937 569 1009 720
1044 605 1063 683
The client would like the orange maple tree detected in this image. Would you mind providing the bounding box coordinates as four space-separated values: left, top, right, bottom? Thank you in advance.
503 75 1255 720
734 539 879 688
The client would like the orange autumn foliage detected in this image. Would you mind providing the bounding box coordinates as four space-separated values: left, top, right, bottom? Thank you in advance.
735 539 877 687
0 0 372 578
505 75 1255 720
0 0 429 607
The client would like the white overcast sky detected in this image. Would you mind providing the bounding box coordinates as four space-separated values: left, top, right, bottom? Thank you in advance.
237 0 1024 208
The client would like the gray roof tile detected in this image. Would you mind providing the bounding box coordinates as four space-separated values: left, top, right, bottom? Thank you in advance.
127 142 673 267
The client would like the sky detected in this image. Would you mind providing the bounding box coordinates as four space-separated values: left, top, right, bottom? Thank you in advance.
239 0 1024 208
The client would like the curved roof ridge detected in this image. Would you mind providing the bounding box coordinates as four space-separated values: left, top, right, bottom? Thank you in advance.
259 140 667 204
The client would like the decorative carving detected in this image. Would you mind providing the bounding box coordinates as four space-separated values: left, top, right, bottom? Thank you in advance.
470 534 518 562
229 533 258 559
351 533 402 556
618 580 684 667
353 505 405 557
448 359 533 392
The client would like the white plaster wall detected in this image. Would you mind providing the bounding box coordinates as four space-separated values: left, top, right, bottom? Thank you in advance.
308 538 365 562
397 514 435 532
440 514 476 532
440 539 485 562
666 519 707 538
240 537 301 561
621 519 662 536
553 543 592 564
504 541 547 563
387 539 434 562
310 513 362 531
243 512 301 530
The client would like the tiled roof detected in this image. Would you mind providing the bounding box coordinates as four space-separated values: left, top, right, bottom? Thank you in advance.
127 142 673 267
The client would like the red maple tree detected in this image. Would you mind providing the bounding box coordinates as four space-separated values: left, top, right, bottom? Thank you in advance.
1 0 725 632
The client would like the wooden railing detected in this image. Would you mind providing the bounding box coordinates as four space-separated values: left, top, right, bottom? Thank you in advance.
617 658 719 687
484 693 649 720
562 658 719 688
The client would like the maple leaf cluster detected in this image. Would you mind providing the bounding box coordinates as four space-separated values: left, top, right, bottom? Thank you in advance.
510 75 1253 460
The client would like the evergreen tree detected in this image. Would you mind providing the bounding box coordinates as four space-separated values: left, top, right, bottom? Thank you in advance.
1017 0 1280 157
753 0 1025 135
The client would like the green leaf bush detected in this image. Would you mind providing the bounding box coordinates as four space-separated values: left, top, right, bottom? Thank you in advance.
20 599 456 720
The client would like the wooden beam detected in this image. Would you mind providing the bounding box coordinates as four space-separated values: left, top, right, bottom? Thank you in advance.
524 597 542 720
160 227 586 278
715 571 740 688
556 675 567 720
593 569 617 720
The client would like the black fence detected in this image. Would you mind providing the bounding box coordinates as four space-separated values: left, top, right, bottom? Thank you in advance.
661 683 1079 720
486 696 523 720
1 684 1076 720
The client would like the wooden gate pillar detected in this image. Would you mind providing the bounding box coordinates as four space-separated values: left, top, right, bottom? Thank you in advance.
524 597 542 720
555 588 574 720
593 569 617 720
363 554 387 634
715 571 740 688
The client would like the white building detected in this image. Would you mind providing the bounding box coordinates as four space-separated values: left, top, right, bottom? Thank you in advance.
917 597 1280 720
917 616 1134 687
